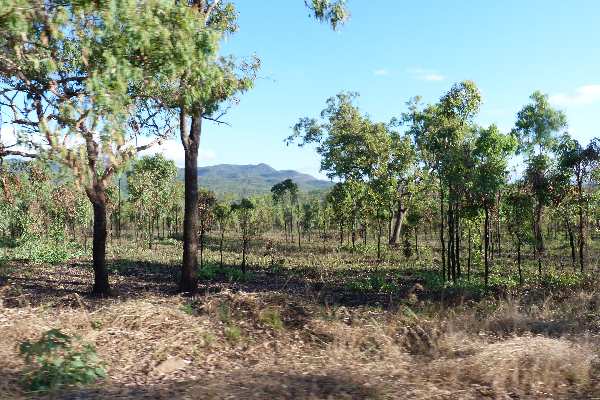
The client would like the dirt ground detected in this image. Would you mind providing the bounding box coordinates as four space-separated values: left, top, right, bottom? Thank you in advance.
2 257 600 399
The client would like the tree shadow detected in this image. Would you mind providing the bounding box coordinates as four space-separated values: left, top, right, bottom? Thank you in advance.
19 370 382 400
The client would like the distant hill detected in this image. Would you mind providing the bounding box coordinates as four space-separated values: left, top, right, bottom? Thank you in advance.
177 163 334 197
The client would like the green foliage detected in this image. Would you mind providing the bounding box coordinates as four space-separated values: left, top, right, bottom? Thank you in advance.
345 273 398 294
541 271 584 289
14 235 82 265
224 324 242 343
512 91 568 155
19 329 106 392
180 303 195 316
259 308 284 330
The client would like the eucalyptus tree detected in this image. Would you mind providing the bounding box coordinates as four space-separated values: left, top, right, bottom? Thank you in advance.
289 92 391 250
555 135 600 271
165 0 348 293
0 0 223 295
511 91 567 271
411 82 482 280
271 179 299 243
232 199 254 272
470 125 516 287
326 182 353 245
214 201 234 268
502 186 534 285
127 155 178 249
197 189 217 268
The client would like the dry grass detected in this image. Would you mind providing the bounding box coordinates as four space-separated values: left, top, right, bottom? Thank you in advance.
3 266 600 399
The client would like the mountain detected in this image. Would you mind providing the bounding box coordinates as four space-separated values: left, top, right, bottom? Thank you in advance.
178 163 334 197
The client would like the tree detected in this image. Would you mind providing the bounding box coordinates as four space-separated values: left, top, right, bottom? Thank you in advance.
231 198 255 274
470 125 516 287
512 91 567 273
198 189 217 268
555 135 600 272
288 92 390 250
127 155 178 249
213 201 234 269
502 186 534 285
411 82 482 281
170 0 348 293
0 0 207 294
271 179 299 244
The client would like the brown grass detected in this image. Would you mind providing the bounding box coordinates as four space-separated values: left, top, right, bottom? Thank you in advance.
3 270 600 399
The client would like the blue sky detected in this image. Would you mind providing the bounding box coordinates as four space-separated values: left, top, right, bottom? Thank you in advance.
153 1 600 179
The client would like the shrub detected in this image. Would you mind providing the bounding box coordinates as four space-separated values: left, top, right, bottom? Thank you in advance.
14 236 81 265
259 308 284 330
224 325 242 343
19 329 106 392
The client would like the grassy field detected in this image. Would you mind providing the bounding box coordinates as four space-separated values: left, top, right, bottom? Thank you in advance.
2 234 600 399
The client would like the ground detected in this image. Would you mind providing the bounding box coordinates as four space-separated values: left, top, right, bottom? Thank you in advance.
1 235 600 399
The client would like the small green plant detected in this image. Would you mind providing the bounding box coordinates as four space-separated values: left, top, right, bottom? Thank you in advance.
180 303 194 315
225 267 253 282
259 308 284 330
90 320 103 330
217 301 232 323
19 329 106 392
14 236 81 265
224 324 242 343
199 331 216 347
197 263 219 281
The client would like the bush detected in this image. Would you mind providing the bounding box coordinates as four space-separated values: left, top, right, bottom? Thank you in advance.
13 236 81 265
259 308 284 330
19 329 106 392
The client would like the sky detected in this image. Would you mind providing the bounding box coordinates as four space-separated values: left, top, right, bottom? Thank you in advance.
3 1 600 180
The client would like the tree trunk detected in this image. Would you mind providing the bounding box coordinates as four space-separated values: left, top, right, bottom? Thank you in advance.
180 112 201 293
389 198 407 246
219 229 225 269
414 226 419 259
241 239 247 274
517 239 522 286
447 202 455 282
578 180 585 272
377 220 382 261
566 218 576 268
467 226 471 281
89 189 110 296
439 185 446 281
200 230 204 269
484 206 490 289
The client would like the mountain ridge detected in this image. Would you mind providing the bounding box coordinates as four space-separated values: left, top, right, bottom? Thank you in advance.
177 163 333 197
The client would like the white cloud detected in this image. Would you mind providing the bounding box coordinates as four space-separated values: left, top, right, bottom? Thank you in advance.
373 68 389 76
141 138 216 167
407 67 445 82
550 84 600 107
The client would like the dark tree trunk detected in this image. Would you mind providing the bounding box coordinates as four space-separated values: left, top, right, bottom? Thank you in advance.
577 179 585 272
439 185 446 281
89 189 110 296
447 202 455 282
241 239 247 274
467 226 471 281
517 239 522 286
484 205 490 289
180 112 201 293
219 229 225 269
566 218 576 268
455 209 461 279
377 220 382 261
414 226 419 259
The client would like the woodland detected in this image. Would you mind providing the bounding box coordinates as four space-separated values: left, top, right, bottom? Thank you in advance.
2 1 600 399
